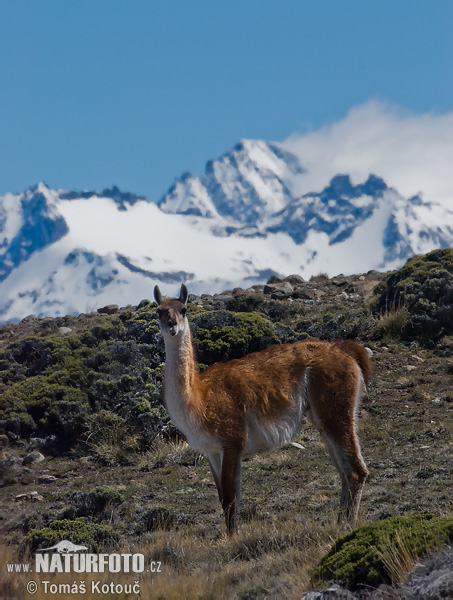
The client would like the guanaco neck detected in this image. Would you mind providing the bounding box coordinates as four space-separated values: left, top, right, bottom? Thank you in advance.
162 322 201 421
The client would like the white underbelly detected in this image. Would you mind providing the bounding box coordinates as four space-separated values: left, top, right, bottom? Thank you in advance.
243 376 308 456
165 399 221 455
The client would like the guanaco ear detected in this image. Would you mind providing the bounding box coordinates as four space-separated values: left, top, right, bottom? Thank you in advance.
154 285 163 306
179 283 189 305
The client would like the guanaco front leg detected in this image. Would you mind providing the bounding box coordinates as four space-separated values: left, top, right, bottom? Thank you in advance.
208 453 222 503
220 447 242 534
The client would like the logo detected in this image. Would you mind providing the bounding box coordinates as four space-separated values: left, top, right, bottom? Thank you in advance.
8 540 162 596
37 540 88 553
34 540 152 574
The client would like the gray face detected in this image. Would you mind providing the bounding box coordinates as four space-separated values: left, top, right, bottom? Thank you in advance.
156 298 187 337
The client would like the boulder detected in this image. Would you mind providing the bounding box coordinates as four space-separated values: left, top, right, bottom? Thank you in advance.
23 451 45 465
38 475 57 484
263 282 293 296
283 274 305 285
58 327 73 335
97 305 119 315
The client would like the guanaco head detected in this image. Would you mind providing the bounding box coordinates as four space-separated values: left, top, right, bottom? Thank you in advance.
154 284 189 338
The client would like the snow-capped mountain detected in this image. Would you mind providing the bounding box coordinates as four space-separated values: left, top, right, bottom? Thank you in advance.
0 140 452 323
159 140 303 228
0 184 68 282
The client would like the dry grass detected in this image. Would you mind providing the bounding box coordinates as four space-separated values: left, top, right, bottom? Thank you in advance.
377 530 422 586
378 305 411 338
1 513 340 600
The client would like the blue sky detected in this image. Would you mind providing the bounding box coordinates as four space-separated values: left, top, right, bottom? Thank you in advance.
1 1 452 201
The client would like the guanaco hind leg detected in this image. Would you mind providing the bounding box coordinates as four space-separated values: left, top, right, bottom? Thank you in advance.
321 429 368 525
219 448 242 534
306 368 368 526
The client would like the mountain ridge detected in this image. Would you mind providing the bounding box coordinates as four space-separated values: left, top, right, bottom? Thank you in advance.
0 138 452 323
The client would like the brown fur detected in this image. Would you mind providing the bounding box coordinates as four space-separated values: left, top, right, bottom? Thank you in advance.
154 284 372 533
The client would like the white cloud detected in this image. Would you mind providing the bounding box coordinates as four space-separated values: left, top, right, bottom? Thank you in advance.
281 100 453 207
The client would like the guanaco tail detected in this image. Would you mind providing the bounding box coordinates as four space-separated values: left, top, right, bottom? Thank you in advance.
154 284 371 534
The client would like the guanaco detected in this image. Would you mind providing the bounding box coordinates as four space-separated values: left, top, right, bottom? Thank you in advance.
154 284 371 534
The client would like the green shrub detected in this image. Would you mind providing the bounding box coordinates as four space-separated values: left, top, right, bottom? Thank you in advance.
0 319 166 450
137 507 177 532
312 514 453 590
191 310 281 364
66 486 123 518
22 518 118 554
132 397 152 415
373 249 453 343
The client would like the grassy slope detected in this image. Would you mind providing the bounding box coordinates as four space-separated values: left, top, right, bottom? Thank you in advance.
0 253 452 599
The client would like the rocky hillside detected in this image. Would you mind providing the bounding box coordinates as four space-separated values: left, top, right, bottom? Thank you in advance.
0 248 451 599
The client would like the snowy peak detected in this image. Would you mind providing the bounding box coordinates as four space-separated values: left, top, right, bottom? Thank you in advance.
317 173 388 201
159 173 218 218
268 174 388 245
160 139 305 226
0 183 68 282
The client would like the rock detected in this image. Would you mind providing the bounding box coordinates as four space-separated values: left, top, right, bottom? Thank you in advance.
21 314 40 323
411 354 424 362
264 282 293 295
38 475 57 484
27 435 56 451
15 493 30 501
267 275 283 284
271 290 289 300
58 326 73 335
303 585 356 599
336 291 349 300
283 274 305 285
398 547 453 600
214 294 233 303
332 279 348 287
294 288 316 300
232 287 247 296
23 451 45 465
97 304 119 315
15 491 43 502
39 319 59 333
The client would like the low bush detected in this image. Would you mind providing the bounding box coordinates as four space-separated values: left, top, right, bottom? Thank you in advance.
22 517 118 554
65 486 123 518
373 249 453 343
191 310 281 364
312 514 453 590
